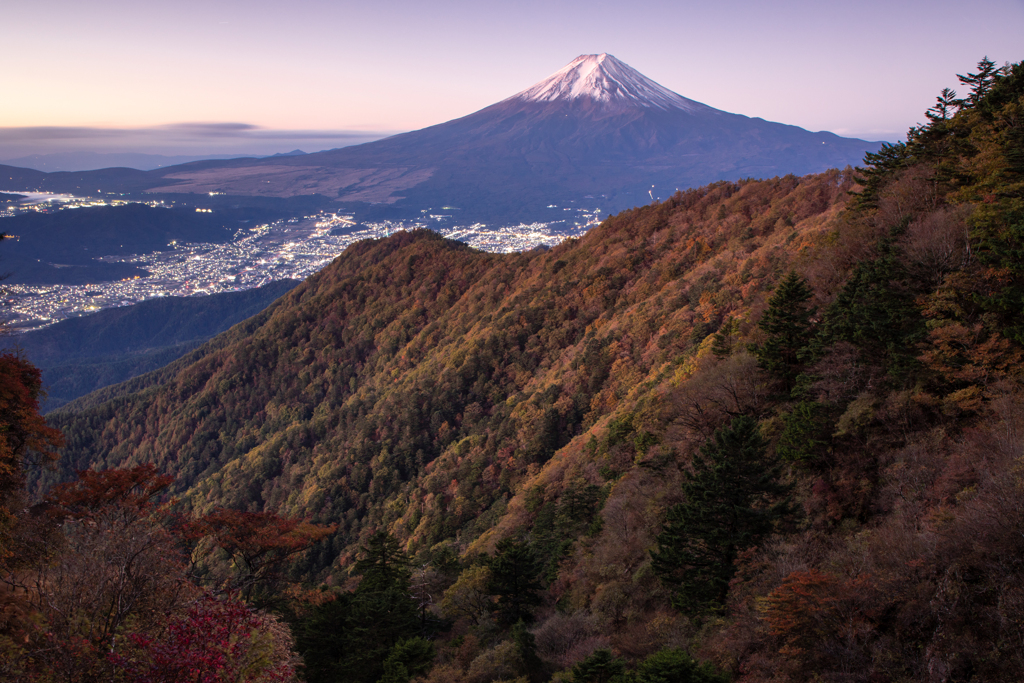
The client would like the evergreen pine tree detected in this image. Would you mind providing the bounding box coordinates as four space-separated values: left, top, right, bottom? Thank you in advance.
354 530 412 593
958 56 1002 105
776 401 832 463
378 658 410 683
346 589 420 682
926 87 960 122
855 141 913 208
651 416 790 614
752 271 816 391
512 620 547 683
293 593 352 683
711 317 740 358
488 539 543 625
810 241 925 379
345 530 420 682
631 647 729 683
571 648 626 683
381 637 436 683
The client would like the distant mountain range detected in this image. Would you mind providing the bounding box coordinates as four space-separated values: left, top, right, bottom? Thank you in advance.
2 54 881 220
0 149 311 173
0 152 264 173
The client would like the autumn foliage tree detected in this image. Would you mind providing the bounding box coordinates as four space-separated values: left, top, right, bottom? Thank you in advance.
35 465 187 678
0 450 329 682
111 593 298 683
0 352 66 678
48 462 174 518
760 569 878 676
0 352 64 560
199 508 335 603
0 464 314 682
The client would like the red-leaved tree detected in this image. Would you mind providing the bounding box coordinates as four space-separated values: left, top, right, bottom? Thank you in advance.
110 593 298 683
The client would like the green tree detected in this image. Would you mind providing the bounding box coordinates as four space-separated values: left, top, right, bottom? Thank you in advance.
379 658 410 683
354 530 412 593
811 241 925 379
488 539 543 625
380 637 436 683
855 141 913 209
926 87 960 122
651 415 790 614
752 272 816 392
342 530 421 682
776 401 832 463
711 316 740 358
293 595 352 683
512 620 547 683
346 589 420 683
572 648 626 683
630 647 728 683
957 56 1002 105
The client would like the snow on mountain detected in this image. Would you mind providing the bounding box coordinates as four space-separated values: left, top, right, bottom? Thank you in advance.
507 53 710 113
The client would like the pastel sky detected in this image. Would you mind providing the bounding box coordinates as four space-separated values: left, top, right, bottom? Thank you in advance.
2 0 1022 158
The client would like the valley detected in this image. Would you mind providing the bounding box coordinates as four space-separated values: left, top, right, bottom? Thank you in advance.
1 193 599 330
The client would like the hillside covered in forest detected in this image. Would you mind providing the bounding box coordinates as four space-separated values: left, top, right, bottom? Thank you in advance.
3 58 1023 682
12 279 298 411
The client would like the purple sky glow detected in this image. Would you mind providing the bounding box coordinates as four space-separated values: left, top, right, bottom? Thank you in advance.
2 0 1022 161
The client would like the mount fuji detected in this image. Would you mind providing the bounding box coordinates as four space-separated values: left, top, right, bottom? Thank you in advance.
8 55 881 219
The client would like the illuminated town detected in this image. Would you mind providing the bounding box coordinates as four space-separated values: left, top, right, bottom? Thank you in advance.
1 193 600 331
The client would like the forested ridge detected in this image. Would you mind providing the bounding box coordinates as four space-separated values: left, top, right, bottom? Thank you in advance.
49 166 850 556
3 58 1024 681
13 278 299 411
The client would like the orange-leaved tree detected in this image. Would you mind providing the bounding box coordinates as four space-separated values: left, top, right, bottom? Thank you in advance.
6 463 318 681
760 569 879 676
0 351 64 561
0 351 65 679
198 508 336 603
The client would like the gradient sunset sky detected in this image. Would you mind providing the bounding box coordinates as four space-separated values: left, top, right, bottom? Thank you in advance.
3 0 1022 158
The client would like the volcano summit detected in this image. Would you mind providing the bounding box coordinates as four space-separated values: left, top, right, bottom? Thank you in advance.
509 53 710 112
9 55 881 220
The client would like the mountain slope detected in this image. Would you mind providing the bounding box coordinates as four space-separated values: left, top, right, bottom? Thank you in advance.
10 279 299 411
44 168 873 582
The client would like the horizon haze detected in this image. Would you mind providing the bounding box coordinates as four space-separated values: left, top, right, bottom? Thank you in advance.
2 0 1021 166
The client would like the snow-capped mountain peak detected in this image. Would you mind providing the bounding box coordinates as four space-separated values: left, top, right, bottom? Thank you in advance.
508 53 708 113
